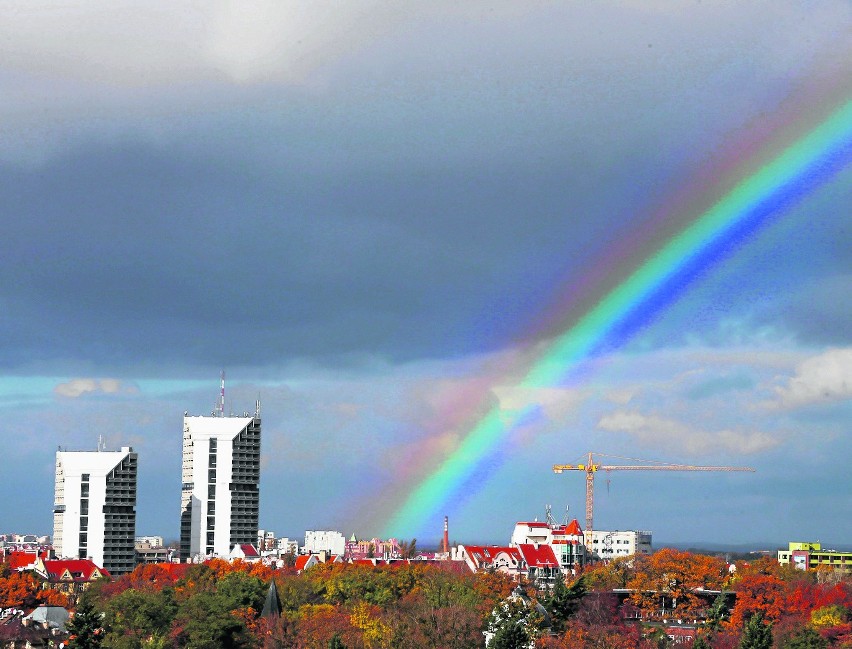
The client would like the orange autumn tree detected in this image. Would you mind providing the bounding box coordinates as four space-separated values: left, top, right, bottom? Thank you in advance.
728 573 787 627
0 570 41 609
626 548 726 617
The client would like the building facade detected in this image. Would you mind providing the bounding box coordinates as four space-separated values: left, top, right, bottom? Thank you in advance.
778 542 852 573
304 530 347 556
179 414 261 559
588 529 652 558
510 519 587 571
53 447 137 575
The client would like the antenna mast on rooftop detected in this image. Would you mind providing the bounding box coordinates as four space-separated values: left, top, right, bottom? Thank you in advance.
219 370 226 417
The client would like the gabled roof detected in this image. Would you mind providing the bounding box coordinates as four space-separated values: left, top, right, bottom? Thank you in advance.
294 555 319 571
41 559 109 582
517 544 560 568
563 519 583 536
238 544 259 557
462 546 519 569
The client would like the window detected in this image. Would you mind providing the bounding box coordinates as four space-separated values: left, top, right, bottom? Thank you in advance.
208 485 216 499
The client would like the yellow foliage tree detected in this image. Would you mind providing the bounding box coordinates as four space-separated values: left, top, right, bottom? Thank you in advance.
811 604 846 628
350 601 392 649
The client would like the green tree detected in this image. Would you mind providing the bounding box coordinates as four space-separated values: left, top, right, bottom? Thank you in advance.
692 635 711 649
171 591 252 648
328 634 346 649
489 621 530 649
486 591 543 649
739 611 773 649
101 588 177 648
67 595 105 649
785 627 828 649
216 570 266 611
706 592 730 631
541 575 586 632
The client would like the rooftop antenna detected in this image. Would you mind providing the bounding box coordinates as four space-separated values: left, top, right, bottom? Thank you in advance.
255 394 261 418
545 504 555 526
97 435 105 452
219 370 226 417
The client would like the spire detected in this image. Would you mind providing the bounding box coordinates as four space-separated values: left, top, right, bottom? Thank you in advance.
260 579 282 618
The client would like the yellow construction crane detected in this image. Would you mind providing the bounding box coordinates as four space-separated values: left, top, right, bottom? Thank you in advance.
553 451 755 546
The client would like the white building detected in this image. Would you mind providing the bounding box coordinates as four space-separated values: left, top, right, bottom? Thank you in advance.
179 412 261 559
135 535 164 548
588 530 652 558
304 530 346 556
53 446 138 575
510 519 587 571
277 538 299 555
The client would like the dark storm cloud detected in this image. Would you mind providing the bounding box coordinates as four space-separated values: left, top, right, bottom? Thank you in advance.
0 121 674 372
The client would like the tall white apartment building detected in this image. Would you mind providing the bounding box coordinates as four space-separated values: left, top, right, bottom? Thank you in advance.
179 412 261 559
53 446 138 575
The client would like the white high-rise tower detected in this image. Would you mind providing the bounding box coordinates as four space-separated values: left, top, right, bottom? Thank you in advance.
53 446 138 575
179 407 261 559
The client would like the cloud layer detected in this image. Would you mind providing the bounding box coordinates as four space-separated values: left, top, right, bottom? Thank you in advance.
0 1 849 545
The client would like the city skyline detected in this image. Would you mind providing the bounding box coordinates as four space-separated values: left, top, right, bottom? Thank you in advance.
0 2 850 546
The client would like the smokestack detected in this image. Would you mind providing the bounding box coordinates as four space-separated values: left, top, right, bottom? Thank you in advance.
443 516 449 554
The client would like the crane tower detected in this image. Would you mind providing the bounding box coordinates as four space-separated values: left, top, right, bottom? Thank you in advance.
553 451 754 546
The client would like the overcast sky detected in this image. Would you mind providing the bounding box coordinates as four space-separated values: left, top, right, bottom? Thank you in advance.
1 1 850 548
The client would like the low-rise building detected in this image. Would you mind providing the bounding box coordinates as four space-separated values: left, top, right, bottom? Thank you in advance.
229 544 261 562
304 530 346 556
778 542 852 573
456 544 560 584
588 530 652 559
510 519 587 571
30 558 109 597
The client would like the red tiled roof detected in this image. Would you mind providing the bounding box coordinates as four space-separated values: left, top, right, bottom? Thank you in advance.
463 546 520 568
294 555 315 571
563 519 583 536
42 559 109 582
517 544 560 568
238 544 259 557
4 551 45 570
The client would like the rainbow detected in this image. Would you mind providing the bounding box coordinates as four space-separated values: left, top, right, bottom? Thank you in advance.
382 99 852 538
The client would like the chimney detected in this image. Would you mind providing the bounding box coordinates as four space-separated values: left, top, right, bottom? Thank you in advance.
443 516 449 554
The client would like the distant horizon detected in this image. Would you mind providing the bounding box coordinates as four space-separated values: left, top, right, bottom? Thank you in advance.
7 525 851 558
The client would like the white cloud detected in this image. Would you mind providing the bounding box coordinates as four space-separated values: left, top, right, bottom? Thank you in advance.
493 385 587 422
597 409 780 455
54 378 137 398
771 348 852 409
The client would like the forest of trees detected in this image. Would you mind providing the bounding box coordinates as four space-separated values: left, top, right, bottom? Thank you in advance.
1 550 850 648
